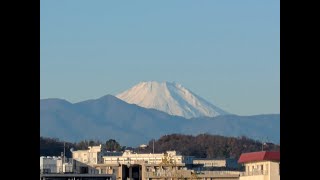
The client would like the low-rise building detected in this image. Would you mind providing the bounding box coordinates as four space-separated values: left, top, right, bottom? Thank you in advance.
40 156 73 174
72 144 104 165
71 145 105 174
103 150 192 165
99 150 193 179
40 156 61 173
238 151 280 180
192 158 239 171
45 146 242 180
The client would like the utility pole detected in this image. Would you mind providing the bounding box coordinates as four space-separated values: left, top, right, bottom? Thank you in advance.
153 139 154 154
261 137 269 151
64 141 66 164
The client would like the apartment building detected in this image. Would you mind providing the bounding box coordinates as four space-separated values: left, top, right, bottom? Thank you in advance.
238 151 280 180
72 144 104 165
40 156 73 174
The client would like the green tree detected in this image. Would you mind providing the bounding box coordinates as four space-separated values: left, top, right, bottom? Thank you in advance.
105 139 121 152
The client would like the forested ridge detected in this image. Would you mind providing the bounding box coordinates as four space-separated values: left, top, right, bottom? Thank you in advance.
141 134 279 159
40 134 279 159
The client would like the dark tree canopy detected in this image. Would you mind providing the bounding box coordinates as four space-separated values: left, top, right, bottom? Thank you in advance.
40 137 102 158
136 134 280 159
105 139 121 152
40 137 73 158
40 134 279 160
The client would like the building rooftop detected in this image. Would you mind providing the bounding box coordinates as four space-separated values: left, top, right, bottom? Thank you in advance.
40 156 62 160
238 151 280 163
193 158 230 160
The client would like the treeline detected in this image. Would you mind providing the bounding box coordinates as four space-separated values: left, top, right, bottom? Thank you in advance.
40 134 280 159
40 137 72 157
40 137 103 157
138 134 280 159
40 137 125 157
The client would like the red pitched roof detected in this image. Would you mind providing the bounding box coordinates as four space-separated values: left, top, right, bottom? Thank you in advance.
238 151 280 163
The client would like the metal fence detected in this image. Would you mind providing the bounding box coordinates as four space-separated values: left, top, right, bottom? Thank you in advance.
199 171 241 175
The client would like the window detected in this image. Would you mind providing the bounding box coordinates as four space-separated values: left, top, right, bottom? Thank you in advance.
261 165 263 171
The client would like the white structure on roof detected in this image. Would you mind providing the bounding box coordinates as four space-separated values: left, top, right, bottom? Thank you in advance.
72 145 104 165
40 156 62 173
71 145 103 174
40 156 73 174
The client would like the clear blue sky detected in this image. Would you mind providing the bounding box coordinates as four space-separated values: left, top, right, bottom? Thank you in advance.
41 0 279 116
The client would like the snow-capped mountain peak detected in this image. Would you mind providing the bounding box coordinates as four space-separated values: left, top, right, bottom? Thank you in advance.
116 81 229 118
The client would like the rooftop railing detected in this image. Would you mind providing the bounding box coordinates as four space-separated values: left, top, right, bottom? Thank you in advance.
240 170 268 176
200 171 240 175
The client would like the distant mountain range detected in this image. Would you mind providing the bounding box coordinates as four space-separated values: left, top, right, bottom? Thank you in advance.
116 81 228 119
41 82 279 146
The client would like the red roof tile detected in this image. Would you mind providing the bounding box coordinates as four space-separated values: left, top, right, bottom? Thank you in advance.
238 151 280 163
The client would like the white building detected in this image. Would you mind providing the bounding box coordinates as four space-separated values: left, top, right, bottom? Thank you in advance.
98 150 194 179
71 145 104 174
72 145 104 165
40 156 72 174
238 151 280 180
103 150 193 165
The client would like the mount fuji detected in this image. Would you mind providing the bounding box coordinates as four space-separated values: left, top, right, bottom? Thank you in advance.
40 81 280 146
116 81 229 119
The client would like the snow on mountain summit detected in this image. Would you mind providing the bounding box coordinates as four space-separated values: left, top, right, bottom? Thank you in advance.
116 81 229 118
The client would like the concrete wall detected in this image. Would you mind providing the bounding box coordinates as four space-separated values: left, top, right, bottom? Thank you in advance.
240 174 266 180
103 150 187 165
72 145 103 165
269 161 280 180
40 156 63 173
73 159 99 174
193 159 227 167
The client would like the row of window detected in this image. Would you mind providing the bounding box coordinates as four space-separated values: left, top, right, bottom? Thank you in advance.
247 164 268 172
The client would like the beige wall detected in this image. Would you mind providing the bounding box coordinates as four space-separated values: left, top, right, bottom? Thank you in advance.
40 157 63 173
243 161 269 172
94 165 119 175
269 161 280 180
73 150 90 163
73 160 99 174
240 174 266 180
103 150 185 165
72 145 103 165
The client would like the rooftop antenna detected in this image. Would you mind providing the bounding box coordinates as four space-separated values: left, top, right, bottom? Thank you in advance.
63 141 66 163
261 137 268 151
